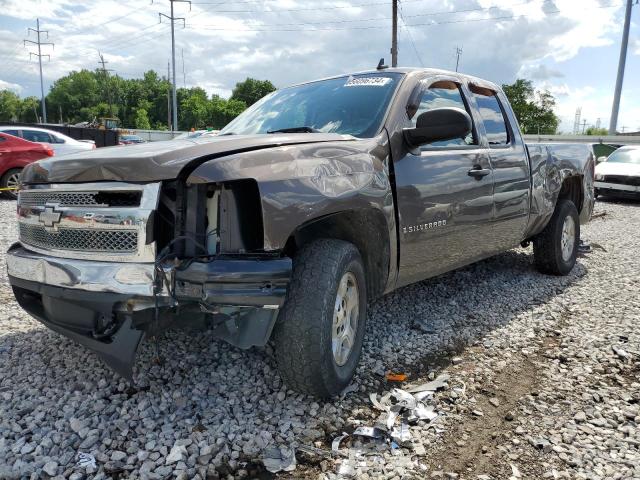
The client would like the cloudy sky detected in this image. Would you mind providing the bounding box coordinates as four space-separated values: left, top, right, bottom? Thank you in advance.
0 0 638 132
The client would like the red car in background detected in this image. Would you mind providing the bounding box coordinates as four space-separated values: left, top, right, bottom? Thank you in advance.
0 132 54 198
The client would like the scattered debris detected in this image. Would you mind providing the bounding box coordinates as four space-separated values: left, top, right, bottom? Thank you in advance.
337 458 356 478
76 452 96 470
332 432 350 454
612 346 631 360
407 374 450 394
488 397 500 407
472 410 484 417
413 403 437 421
510 463 522 479
352 426 385 439
298 444 333 459
390 423 413 447
578 240 592 254
340 383 359 397
261 446 296 473
386 372 408 382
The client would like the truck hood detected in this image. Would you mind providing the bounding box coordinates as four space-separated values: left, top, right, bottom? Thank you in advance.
21 133 357 184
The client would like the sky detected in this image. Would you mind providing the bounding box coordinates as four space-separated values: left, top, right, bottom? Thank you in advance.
0 0 638 133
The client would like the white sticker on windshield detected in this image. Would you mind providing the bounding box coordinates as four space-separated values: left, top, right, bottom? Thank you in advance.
345 76 392 87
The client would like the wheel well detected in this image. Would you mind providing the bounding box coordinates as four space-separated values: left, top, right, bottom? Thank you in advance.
558 175 583 213
283 209 390 300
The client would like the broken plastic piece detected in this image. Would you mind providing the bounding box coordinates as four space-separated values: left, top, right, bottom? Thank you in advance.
386 372 408 382
76 452 97 470
341 383 359 396
414 403 438 421
337 459 356 478
261 446 296 473
390 388 417 410
332 432 350 454
352 426 385 439
298 444 333 459
390 423 412 447
407 374 450 394
369 392 390 412
386 405 402 429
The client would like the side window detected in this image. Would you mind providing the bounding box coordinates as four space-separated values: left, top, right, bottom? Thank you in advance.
50 134 65 144
4 130 21 137
407 80 476 147
22 130 52 143
471 86 509 145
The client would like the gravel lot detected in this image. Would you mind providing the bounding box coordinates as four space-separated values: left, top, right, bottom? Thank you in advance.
0 197 638 480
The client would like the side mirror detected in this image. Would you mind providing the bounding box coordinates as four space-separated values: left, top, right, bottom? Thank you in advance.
596 156 607 164
403 107 472 148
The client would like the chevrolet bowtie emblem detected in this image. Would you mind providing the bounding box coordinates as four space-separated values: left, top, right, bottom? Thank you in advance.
39 206 62 230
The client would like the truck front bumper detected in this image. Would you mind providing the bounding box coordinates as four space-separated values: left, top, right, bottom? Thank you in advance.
594 181 640 196
7 243 292 380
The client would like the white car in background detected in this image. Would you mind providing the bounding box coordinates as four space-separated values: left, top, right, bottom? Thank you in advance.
594 146 640 199
0 127 95 156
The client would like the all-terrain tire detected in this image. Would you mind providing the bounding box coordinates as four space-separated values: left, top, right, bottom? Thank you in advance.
533 199 580 276
273 239 367 398
0 168 22 200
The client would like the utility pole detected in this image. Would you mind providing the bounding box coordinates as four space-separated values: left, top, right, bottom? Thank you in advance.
159 0 190 132
455 46 463 72
391 0 398 67
167 61 172 131
98 52 115 117
581 120 587 134
608 0 636 134
24 19 53 124
181 48 186 87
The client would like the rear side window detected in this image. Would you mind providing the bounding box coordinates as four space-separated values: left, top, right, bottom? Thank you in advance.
471 87 509 145
407 80 476 147
22 130 53 143
3 130 21 137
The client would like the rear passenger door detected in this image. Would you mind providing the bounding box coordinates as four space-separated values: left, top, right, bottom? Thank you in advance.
469 85 530 251
393 76 495 287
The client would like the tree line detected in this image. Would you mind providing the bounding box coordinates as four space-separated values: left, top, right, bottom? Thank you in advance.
0 70 563 134
0 69 275 131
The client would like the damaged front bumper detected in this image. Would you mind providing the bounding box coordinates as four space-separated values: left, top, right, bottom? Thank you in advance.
6 243 291 380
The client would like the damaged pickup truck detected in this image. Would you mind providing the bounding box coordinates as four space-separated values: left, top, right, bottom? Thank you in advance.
7 68 594 398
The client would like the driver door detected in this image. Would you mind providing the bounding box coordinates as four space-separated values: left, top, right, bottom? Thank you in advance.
393 77 495 287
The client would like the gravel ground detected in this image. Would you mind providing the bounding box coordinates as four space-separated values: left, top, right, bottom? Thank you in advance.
0 197 638 480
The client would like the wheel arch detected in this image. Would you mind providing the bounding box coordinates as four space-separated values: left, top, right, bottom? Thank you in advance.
283 208 391 301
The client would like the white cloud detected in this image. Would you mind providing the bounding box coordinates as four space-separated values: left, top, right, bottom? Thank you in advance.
0 79 23 93
633 38 640 55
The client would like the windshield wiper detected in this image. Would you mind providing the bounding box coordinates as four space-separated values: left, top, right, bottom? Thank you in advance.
267 126 320 134
218 132 236 136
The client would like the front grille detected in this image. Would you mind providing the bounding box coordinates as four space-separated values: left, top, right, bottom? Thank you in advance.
19 224 138 253
602 175 640 187
18 191 141 208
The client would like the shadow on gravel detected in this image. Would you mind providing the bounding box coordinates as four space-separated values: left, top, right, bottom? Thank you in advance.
0 248 588 478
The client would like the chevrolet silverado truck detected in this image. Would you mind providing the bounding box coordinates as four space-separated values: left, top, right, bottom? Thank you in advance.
7 68 594 398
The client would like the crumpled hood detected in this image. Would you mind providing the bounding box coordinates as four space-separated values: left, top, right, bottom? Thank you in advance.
596 161 640 177
20 133 356 184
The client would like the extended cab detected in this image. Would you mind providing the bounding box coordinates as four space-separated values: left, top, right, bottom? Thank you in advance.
7 68 594 398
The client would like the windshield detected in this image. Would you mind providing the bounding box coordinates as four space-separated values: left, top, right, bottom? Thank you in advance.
607 148 640 164
220 73 403 138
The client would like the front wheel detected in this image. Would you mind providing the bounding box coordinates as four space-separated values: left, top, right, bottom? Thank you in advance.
273 239 367 398
533 199 580 275
1 168 22 199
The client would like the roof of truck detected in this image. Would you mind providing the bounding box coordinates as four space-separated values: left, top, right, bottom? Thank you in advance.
290 67 502 93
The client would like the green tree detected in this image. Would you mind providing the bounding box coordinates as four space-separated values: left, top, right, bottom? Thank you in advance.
19 96 40 123
134 108 151 129
46 70 100 123
230 78 276 106
585 127 608 136
0 90 21 121
502 79 559 134
178 87 210 130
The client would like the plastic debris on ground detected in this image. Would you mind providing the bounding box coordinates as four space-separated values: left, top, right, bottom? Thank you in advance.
407 373 450 394
261 446 296 473
332 432 350 454
385 372 408 382
76 452 96 470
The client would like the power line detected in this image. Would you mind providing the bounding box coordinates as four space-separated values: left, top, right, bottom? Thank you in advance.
398 0 424 67
24 18 53 123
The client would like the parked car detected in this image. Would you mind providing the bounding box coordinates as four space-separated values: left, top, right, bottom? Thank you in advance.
175 129 219 140
0 132 54 198
0 126 95 156
7 68 595 398
594 145 640 199
119 134 146 145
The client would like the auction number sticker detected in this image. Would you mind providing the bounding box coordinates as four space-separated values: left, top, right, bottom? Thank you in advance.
345 76 392 87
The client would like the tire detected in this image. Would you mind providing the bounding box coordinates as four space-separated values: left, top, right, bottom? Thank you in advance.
0 168 22 200
273 239 367 398
533 199 580 276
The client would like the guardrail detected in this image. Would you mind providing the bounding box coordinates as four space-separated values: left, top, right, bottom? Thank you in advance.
523 134 640 145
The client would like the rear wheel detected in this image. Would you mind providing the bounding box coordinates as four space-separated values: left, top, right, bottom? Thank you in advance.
533 199 580 275
273 239 367 398
1 168 22 200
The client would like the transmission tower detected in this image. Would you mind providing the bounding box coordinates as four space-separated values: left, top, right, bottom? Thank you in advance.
455 46 463 72
573 107 582 135
24 18 54 123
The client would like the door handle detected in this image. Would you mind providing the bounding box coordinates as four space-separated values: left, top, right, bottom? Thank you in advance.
468 166 491 179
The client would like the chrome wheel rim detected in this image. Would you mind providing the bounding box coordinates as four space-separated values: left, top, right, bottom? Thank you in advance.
332 271 359 367
6 173 20 190
561 215 576 261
